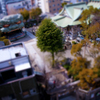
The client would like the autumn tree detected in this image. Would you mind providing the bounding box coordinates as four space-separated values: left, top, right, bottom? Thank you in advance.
68 57 90 80
61 2 67 7
71 43 83 57
78 68 98 90
20 9 29 21
80 6 100 39
36 19 63 67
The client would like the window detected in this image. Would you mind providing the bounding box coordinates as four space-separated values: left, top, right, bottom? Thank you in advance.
57 8 59 10
52 0 55 2
53 9 56 11
30 88 36 95
22 91 30 98
58 4 59 6
52 4 55 7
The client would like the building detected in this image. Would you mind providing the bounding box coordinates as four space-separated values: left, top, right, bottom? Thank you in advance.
0 14 25 41
1 0 7 15
51 2 87 28
70 0 88 3
0 2 2 13
6 0 34 15
89 0 100 1
36 0 63 14
87 1 100 8
0 43 40 100
0 0 35 15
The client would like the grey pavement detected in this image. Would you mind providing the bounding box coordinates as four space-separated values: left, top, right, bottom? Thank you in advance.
26 31 36 39
12 34 32 43
24 39 51 73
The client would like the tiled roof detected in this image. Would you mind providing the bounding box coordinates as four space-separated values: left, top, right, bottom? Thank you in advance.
51 2 87 27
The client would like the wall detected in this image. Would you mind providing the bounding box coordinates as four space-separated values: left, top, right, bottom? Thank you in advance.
6 2 23 15
0 76 40 100
0 56 29 69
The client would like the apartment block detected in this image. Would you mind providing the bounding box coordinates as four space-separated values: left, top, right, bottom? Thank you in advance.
1 0 35 15
0 43 40 100
70 0 88 3
36 0 63 14
89 0 100 1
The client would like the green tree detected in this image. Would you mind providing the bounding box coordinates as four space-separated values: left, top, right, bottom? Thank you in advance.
30 7 42 23
20 9 29 21
36 19 63 67
61 2 67 7
30 8 37 19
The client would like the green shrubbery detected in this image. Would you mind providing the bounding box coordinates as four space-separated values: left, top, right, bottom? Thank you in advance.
63 64 71 70
72 41 77 44
0 36 10 46
3 39 9 45
0 36 6 40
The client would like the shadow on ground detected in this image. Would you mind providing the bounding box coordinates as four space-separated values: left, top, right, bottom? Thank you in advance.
12 34 32 43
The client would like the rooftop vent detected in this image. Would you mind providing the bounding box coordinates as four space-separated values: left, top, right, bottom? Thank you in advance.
15 53 21 57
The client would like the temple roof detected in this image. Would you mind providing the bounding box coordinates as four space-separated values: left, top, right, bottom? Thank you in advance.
51 2 87 28
87 2 100 9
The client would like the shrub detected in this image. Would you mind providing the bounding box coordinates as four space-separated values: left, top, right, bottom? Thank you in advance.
3 39 9 45
0 36 6 41
72 41 77 44
63 64 71 70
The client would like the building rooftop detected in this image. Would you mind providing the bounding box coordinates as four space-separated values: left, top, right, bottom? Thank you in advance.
51 2 87 28
0 43 27 62
6 0 25 4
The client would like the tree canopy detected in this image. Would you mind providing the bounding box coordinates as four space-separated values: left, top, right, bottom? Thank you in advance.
20 9 29 21
68 6 100 90
78 68 98 90
36 18 63 67
68 57 90 80
30 7 42 19
71 43 82 57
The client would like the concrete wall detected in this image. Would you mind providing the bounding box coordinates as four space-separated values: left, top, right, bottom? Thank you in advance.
0 76 40 100
76 88 100 100
0 56 28 69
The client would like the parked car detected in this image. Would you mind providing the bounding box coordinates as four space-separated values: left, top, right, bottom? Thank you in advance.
96 38 100 42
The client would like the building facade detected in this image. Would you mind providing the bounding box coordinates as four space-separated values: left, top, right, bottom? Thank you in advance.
89 0 100 1
70 0 88 3
0 2 2 13
36 0 63 14
1 0 35 15
0 43 40 100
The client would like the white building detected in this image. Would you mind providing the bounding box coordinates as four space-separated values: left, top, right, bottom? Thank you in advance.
0 43 32 73
36 0 63 14
35 0 45 13
1 0 35 15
